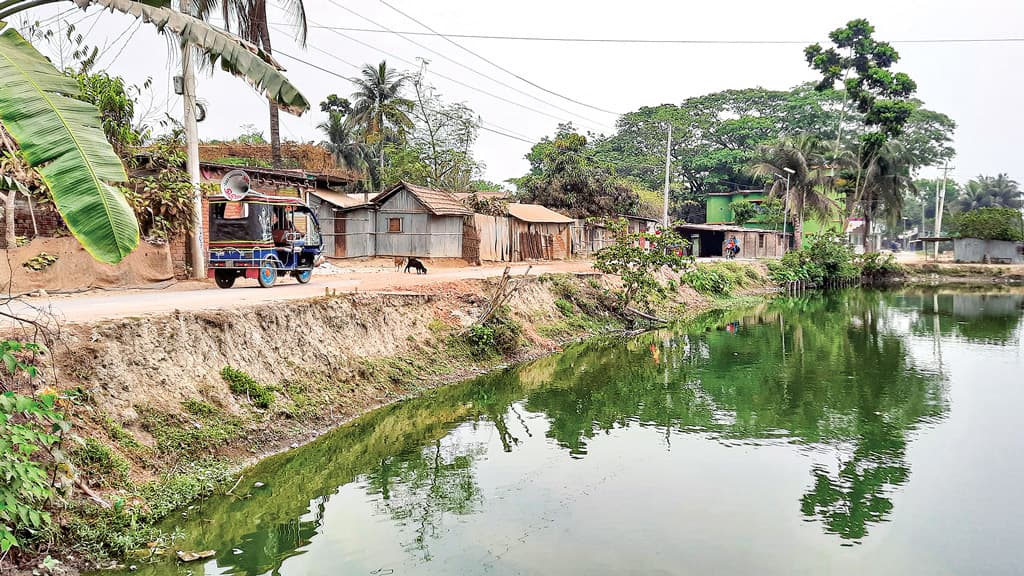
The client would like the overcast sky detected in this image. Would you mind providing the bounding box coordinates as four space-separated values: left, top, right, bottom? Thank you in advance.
20 0 1024 186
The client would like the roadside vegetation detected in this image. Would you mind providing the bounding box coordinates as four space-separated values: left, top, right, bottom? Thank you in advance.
766 233 903 285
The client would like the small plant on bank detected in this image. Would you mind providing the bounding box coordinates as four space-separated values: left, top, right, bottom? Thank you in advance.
767 233 860 285
858 252 904 283
466 325 496 357
593 218 693 311
555 298 575 317
221 366 274 408
69 437 130 489
22 252 59 271
0 340 71 554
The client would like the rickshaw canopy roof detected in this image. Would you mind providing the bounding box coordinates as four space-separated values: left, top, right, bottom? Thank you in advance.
208 193 307 207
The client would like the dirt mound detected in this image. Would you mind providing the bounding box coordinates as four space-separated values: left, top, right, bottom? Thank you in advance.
0 237 174 294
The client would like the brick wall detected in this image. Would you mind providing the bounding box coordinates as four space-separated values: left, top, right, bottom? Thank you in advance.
169 196 210 278
0 196 66 247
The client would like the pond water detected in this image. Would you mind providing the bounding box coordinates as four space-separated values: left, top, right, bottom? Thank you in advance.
115 288 1024 575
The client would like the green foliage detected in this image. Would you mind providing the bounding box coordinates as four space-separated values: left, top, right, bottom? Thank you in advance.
182 399 219 418
951 207 1024 242
593 219 693 310
0 340 68 552
122 134 196 241
513 124 640 218
805 19 917 139
73 70 146 158
465 325 495 358
683 261 761 296
70 437 130 488
101 416 142 450
857 252 903 283
139 406 241 455
768 233 860 284
729 199 758 226
487 308 522 356
555 298 575 317
221 366 274 408
22 252 58 271
953 174 1022 213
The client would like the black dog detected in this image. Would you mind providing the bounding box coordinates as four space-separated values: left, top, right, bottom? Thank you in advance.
404 257 427 274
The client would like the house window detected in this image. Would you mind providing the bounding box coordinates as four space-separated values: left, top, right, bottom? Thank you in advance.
759 234 765 248
388 217 403 233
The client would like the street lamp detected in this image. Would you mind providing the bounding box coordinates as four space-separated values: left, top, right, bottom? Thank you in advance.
775 168 795 247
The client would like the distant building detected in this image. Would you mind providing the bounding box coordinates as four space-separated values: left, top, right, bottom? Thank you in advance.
705 189 843 247
674 223 789 259
954 238 1024 264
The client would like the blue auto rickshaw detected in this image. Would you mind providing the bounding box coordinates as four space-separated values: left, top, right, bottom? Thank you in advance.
207 170 323 288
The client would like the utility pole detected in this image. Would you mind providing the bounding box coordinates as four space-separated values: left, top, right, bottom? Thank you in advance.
662 123 672 228
934 162 953 259
181 0 205 280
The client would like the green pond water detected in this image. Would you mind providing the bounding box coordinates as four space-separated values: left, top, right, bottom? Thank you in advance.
113 288 1024 575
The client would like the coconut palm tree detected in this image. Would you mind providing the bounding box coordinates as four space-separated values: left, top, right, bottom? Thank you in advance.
954 174 1022 212
349 61 414 174
318 112 370 173
201 0 307 168
0 0 309 263
858 141 917 247
749 135 841 248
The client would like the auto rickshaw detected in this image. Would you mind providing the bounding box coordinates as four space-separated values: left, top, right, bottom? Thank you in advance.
207 170 323 288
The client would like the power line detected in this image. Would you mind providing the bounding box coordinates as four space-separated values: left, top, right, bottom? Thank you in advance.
281 24 1024 45
297 18 614 132
375 0 623 115
272 47 537 144
320 0 615 130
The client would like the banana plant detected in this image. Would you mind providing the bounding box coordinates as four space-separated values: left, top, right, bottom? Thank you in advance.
0 1 309 264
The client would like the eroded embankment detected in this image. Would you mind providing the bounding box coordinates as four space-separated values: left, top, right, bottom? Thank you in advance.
17 269 770 570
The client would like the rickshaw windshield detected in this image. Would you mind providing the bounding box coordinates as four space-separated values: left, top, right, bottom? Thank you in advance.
210 201 274 243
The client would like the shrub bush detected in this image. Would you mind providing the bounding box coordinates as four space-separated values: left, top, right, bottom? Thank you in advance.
220 366 274 408
951 207 1024 242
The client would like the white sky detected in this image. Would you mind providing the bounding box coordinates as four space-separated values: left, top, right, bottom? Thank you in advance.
18 0 1024 186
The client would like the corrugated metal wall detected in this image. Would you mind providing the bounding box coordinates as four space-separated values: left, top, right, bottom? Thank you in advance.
954 238 1024 264
375 189 463 257
475 214 512 261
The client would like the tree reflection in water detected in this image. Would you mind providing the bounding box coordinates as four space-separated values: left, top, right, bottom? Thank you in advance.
132 289 1024 575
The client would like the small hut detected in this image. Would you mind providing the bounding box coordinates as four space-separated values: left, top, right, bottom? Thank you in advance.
372 182 472 258
306 190 375 258
674 223 789 258
506 203 574 260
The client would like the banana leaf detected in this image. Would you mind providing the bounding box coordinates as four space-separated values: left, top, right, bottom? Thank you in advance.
0 23 139 264
83 0 309 115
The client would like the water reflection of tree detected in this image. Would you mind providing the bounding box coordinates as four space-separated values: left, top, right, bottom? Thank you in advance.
520 290 950 543
896 290 1024 344
365 439 486 560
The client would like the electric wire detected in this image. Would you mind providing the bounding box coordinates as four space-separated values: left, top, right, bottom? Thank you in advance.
321 0 615 130
375 0 623 115
278 24 1024 45
272 47 537 144
296 19 613 132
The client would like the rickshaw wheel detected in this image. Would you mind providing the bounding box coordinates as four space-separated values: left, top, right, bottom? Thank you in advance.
258 259 278 288
295 269 313 284
214 270 236 289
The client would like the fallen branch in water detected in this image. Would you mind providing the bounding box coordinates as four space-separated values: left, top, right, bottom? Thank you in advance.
625 307 668 325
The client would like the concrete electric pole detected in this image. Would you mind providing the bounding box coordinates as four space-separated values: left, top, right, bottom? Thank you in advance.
934 162 953 259
180 0 205 280
662 123 672 228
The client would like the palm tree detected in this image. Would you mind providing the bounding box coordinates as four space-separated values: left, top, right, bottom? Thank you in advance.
202 0 308 168
858 141 917 248
954 174 1022 212
318 112 370 173
0 1 308 264
349 61 414 175
749 135 840 248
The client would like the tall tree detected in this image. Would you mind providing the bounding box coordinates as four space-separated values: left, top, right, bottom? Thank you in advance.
205 0 308 167
858 141 917 241
749 135 840 247
513 125 639 218
317 96 370 174
349 61 414 179
805 19 921 248
409 76 481 190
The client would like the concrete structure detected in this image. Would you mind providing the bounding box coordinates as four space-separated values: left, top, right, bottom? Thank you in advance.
675 223 788 258
954 237 1024 264
705 189 843 246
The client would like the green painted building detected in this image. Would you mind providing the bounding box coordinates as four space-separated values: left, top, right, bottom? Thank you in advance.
705 189 843 244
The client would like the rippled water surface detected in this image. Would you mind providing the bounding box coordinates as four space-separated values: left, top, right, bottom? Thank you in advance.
114 288 1024 575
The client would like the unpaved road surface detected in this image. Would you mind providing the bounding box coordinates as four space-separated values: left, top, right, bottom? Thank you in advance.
2 261 596 325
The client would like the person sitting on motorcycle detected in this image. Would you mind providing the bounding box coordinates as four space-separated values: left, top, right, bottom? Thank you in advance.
725 236 740 258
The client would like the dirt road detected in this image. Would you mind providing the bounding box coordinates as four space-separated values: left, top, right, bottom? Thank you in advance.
2 261 596 325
